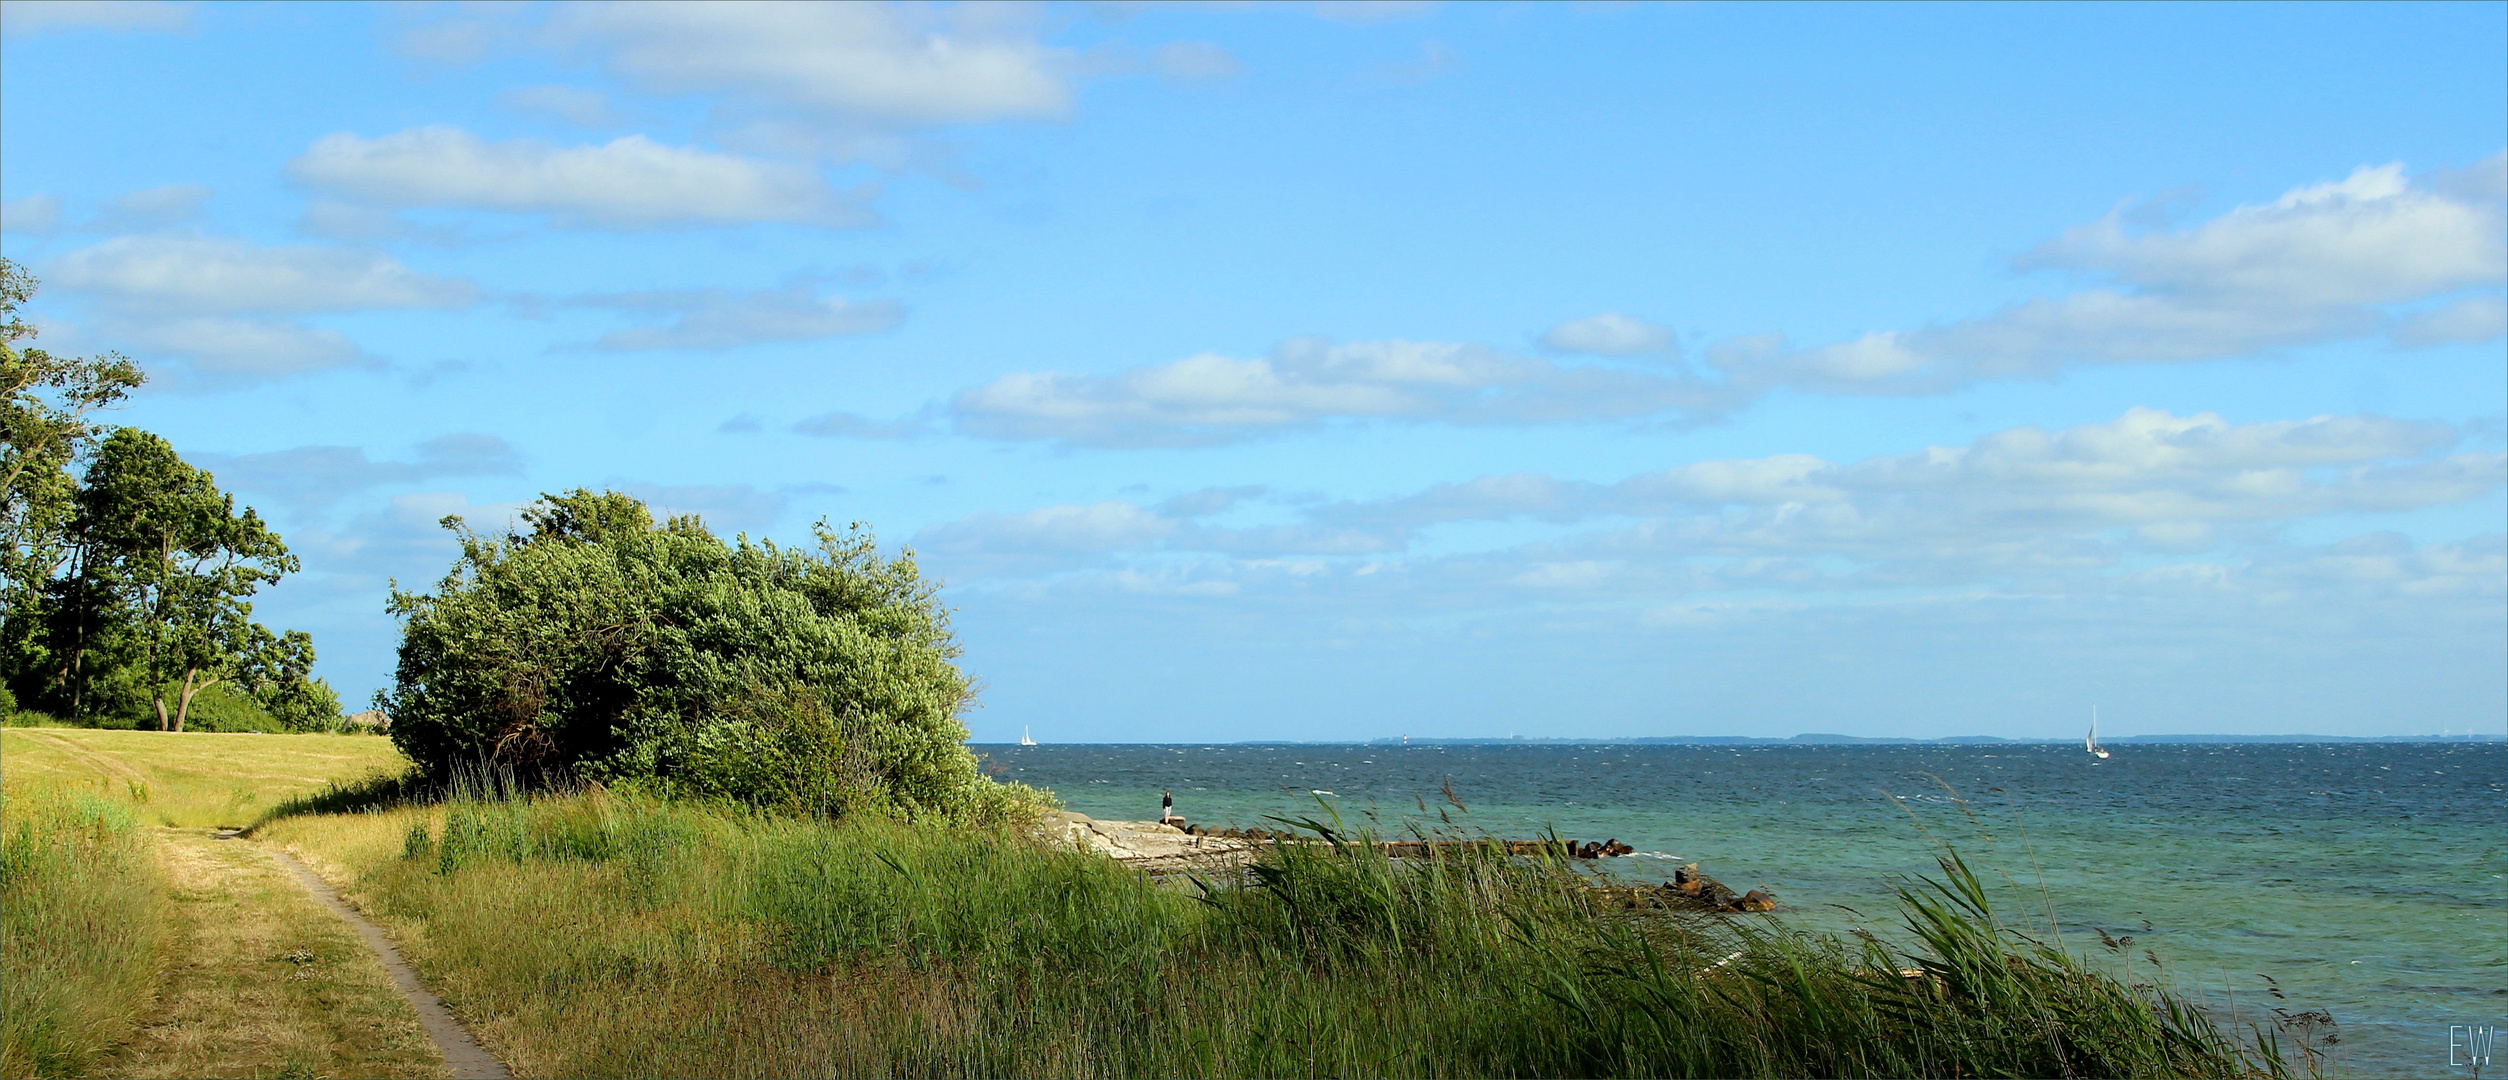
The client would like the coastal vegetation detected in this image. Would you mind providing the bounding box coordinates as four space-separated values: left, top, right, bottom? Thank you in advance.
379 489 1043 823
250 782 2297 1079
6 725 2318 1079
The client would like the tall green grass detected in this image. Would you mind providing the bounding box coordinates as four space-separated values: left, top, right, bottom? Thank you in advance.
307 783 2308 1079
0 786 166 1077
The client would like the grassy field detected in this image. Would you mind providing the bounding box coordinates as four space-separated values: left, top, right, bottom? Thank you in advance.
1 727 443 1080
2 727 409 829
6 728 2319 1079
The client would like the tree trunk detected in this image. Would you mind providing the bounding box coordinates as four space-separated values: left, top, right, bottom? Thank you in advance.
173 668 202 733
154 694 170 732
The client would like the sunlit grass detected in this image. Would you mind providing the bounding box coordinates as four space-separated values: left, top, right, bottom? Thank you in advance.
254 784 2310 1079
1 727 408 829
0 786 165 1078
2 729 442 1079
6 729 2321 1078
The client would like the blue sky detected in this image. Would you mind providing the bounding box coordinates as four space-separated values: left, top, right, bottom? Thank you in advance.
4 0 2502 741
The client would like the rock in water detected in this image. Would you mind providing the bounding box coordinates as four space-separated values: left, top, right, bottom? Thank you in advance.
1672 863 1742 908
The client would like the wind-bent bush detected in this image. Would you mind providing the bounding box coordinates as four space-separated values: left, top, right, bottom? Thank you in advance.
380 490 1042 824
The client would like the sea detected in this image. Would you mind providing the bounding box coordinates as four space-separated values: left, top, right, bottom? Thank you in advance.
980 741 2505 1078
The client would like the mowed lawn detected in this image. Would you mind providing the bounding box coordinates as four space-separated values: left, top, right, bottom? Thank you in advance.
1 726 410 829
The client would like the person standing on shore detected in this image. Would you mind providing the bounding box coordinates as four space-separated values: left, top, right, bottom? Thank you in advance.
1161 791 1176 825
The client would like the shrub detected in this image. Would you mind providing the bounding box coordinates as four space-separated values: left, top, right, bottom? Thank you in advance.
380 490 1043 824
158 681 280 733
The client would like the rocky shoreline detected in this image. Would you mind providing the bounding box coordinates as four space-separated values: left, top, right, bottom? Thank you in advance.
1045 810 1774 912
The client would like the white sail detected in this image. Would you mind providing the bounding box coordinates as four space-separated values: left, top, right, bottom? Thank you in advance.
1019 726 1036 746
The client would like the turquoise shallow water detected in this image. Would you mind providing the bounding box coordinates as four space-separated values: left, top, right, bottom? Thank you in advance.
983 742 2506 1078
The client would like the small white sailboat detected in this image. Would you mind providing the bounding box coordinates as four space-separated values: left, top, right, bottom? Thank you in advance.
1019 726 1037 747
2086 706 2110 759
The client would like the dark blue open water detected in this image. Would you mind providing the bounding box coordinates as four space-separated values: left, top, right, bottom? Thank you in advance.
981 742 2506 1078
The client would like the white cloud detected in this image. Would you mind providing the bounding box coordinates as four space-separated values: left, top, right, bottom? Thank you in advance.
617 482 788 534
191 435 525 509
291 491 529 581
939 158 2508 444
1150 41 1243 82
919 408 2503 590
0 194 63 234
2024 163 2500 307
289 126 875 229
928 500 1180 554
0 0 189 36
792 411 930 439
302 484 783 586
98 316 373 381
1362 40 1458 84
547 2 1071 126
1541 312 1675 357
496 85 625 128
576 282 901 350
952 337 1734 447
4 186 210 234
293 200 469 245
916 500 1183 578
1314 1 1441 25
2394 295 2508 347
91 184 210 230
51 235 478 315
1722 156 2508 395
43 235 475 387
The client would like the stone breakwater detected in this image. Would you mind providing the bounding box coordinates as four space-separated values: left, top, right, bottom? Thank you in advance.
1044 810 1774 912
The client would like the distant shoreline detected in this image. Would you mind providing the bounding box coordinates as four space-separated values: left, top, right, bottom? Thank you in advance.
976 733 2505 746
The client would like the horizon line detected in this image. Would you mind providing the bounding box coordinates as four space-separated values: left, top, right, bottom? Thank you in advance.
974 732 2506 746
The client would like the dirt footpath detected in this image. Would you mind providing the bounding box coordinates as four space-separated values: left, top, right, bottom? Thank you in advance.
104 829 452 1080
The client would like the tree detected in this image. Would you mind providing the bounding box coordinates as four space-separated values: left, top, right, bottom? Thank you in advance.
63 429 302 731
381 489 1044 823
0 263 333 730
2 259 144 707
1 258 144 598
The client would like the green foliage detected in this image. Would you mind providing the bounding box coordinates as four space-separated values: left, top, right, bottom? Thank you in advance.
0 260 336 734
1515 849 2288 1079
753 819 1191 973
1 259 144 722
0 257 144 608
158 681 280 733
381 489 1044 823
2 424 336 731
69 428 301 730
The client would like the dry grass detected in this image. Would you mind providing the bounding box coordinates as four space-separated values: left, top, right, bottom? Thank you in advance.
0 788 163 1078
1 728 408 829
103 830 446 1080
2 729 445 1080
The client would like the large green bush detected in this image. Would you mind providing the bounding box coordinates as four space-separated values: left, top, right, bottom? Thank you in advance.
380 490 1042 823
